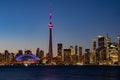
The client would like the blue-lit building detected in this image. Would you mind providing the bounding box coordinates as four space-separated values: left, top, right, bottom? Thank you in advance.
15 54 40 66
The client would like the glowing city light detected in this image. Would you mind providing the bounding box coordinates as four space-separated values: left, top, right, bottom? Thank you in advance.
15 54 40 61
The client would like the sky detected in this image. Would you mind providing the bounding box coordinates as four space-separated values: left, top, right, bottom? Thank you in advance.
0 0 120 56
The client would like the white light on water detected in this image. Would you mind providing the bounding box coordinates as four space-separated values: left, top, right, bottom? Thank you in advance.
24 64 28 67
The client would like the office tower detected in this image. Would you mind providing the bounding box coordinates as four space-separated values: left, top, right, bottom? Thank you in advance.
39 50 44 58
95 49 100 64
69 46 74 55
98 35 106 62
64 49 71 65
109 42 118 64
48 5 53 63
74 45 78 63
9 53 15 62
92 39 96 64
118 36 120 48
4 50 9 61
36 48 40 57
69 46 74 64
16 50 23 58
36 48 44 59
57 43 63 61
18 50 23 55
75 45 78 55
98 35 105 50
79 47 82 61
117 36 120 64
93 39 96 51
105 35 111 61
84 49 90 64
105 34 111 48
100 48 106 62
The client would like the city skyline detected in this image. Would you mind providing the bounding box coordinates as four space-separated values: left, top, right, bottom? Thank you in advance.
0 0 120 55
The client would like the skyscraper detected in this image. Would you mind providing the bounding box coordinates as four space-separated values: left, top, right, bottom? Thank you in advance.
36 48 40 57
105 34 111 48
57 43 63 61
92 39 97 64
98 35 105 50
75 45 78 55
4 50 9 61
105 35 111 61
98 35 106 61
79 47 82 61
39 50 44 58
15 50 23 58
93 39 96 51
117 36 120 64
36 48 44 59
48 6 53 63
84 49 90 64
69 46 74 55
118 36 120 47
64 49 71 65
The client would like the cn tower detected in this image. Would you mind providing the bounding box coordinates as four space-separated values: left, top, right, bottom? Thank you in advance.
48 6 53 63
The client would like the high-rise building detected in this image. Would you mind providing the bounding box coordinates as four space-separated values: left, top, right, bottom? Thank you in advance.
95 49 100 64
69 46 74 64
105 35 111 48
92 39 96 64
9 53 15 62
48 5 54 63
93 39 97 51
39 50 44 58
84 49 90 64
64 49 71 65
18 50 23 55
105 35 111 61
95 35 105 64
79 47 82 61
15 50 23 58
74 45 78 63
117 36 120 64
69 46 74 55
117 36 120 48
98 35 105 50
4 50 9 61
36 48 40 57
75 45 78 55
98 35 106 62
109 42 118 64
57 43 63 61
36 48 44 59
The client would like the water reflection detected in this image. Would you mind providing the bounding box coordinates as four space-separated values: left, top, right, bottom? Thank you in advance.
0 66 120 80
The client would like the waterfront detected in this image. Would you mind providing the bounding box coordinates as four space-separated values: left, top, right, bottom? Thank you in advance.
0 66 120 80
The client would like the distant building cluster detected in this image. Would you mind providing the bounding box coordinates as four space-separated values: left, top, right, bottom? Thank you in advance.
58 35 120 65
0 35 120 66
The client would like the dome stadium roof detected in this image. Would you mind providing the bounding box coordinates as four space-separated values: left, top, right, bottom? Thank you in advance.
15 54 40 61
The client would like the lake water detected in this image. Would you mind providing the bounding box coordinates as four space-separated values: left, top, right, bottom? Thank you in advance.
0 66 120 80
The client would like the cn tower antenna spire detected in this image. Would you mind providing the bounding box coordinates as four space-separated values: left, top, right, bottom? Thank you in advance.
49 5 52 24
48 0 53 29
